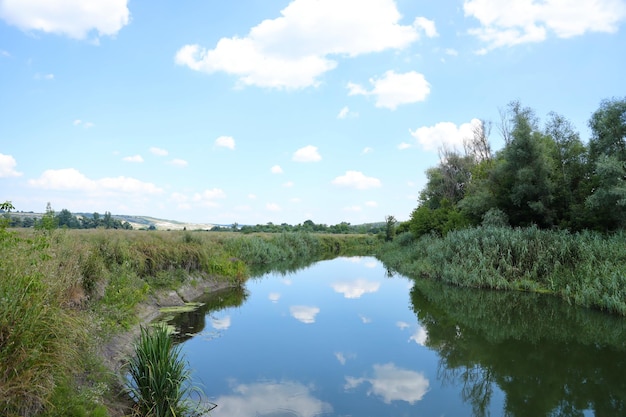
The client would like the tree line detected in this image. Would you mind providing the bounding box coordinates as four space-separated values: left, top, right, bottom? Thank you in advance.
1 204 133 230
402 97 626 237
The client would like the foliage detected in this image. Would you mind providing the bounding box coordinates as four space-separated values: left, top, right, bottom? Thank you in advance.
407 97 626 235
379 226 626 315
126 324 210 417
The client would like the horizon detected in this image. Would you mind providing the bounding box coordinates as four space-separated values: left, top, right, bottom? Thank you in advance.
1 0 625 225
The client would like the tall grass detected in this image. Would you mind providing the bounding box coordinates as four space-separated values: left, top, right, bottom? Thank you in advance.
126 325 210 417
0 228 90 416
1 227 379 416
379 227 626 315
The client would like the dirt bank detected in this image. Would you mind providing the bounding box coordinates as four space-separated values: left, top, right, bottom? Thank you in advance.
100 277 238 416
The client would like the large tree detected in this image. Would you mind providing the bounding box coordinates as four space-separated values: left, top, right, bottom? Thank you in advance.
585 98 626 231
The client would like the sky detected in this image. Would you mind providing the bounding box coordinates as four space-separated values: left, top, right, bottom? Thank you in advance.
1 0 625 226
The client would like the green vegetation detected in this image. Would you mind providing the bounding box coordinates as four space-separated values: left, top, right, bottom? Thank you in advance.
0 202 380 417
409 278 626 416
380 227 626 314
126 325 211 417
379 97 626 315
404 97 626 235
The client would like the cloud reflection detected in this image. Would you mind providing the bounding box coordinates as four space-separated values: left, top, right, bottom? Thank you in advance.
331 279 380 299
211 380 332 417
269 292 281 303
410 326 428 346
334 351 356 365
211 316 231 330
290 306 320 324
359 314 372 324
345 363 429 404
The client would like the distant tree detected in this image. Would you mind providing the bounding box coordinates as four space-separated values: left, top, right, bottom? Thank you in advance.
384 215 397 242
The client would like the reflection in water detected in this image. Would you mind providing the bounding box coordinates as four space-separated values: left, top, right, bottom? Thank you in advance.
163 286 247 343
211 315 231 330
211 380 332 417
290 305 320 324
331 279 380 299
269 292 281 303
410 278 626 417
334 352 356 365
345 363 430 404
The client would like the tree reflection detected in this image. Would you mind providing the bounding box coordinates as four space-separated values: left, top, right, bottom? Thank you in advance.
165 286 248 343
410 279 626 417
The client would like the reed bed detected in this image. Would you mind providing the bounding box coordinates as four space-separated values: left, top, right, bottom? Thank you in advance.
379 227 626 315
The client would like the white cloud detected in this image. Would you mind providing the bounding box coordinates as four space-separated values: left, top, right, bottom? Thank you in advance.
266 203 281 212
150 147 168 156
192 188 226 207
169 158 188 167
365 201 378 207
34 73 54 80
445 48 459 56
332 171 381 190
28 168 163 195
271 165 283 174
283 181 294 188
396 321 410 330
0 153 22 178
414 16 438 37
0 49 10 57
122 155 143 163
248 193 257 199
410 326 428 346
290 305 320 324
344 205 362 212
215 135 235 150
359 314 372 324
409 118 481 151
175 0 423 89
347 70 430 110
331 279 381 299
268 293 281 303
345 363 429 404
211 316 231 330
337 106 358 119
0 0 130 40
293 145 321 162
212 381 332 417
464 0 626 51
73 119 94 128
397 142 412 150
362 147 373 154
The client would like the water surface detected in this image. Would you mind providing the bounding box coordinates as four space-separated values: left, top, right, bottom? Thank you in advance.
166 257 626 417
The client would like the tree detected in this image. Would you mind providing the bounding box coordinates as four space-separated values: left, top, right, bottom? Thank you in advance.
585 98 626 231
384 215 397 242
544 112 588 229
491 102 555 227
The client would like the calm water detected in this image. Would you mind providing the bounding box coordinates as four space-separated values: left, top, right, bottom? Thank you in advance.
164 257 626 417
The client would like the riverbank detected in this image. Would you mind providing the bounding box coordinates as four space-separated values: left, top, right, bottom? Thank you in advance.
378 226 626 315
0 228 379 416
100 277 239 417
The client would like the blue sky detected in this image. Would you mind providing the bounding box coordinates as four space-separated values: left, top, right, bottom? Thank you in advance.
1 0 625 226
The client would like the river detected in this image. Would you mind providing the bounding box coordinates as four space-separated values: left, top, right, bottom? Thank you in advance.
162 256 626 417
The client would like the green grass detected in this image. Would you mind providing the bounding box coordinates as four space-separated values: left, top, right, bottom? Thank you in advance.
379 227 626 315
126 324 210 417
0 225 379 416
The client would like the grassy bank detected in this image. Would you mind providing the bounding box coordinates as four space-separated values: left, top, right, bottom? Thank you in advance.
378 226 626 315
0 227 379 417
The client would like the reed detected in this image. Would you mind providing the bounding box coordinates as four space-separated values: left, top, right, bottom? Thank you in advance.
379 227 626 315
126 324 209 417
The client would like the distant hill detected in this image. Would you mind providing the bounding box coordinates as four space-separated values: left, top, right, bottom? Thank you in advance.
3 210 216 231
